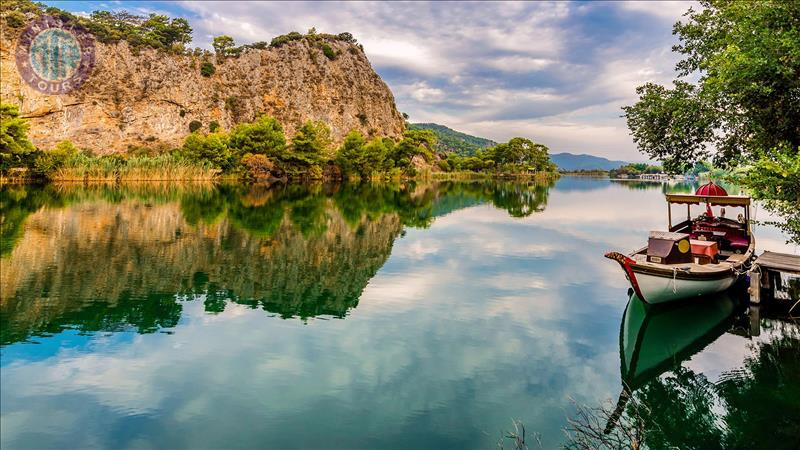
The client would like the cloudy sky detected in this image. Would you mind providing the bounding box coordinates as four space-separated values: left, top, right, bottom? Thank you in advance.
48 1 698 160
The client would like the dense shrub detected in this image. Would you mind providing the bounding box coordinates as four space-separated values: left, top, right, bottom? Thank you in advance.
180 132 231 169
321 43 336 60
189 120 203 133
32 140 79 176
209 121 221 132
270 31 304 48
227 115 286 159
4 10 26 28
241 153 276 179
337 32 355 43
200 62 215 77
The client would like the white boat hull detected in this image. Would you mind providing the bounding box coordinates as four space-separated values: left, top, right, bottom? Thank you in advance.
631 271 737 304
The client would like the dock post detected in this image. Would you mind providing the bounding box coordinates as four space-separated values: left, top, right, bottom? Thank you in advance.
749 305 761 337
749 267 761 304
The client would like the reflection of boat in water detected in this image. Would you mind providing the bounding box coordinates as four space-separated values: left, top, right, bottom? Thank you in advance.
605 292 739 432
606 182 755 304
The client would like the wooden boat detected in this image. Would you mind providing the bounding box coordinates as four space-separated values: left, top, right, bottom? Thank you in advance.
605 292 738 433
606 182 755 304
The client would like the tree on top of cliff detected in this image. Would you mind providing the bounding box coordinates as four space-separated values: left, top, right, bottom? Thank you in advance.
2 1 192 52
269 29 359 48
212 35 236 57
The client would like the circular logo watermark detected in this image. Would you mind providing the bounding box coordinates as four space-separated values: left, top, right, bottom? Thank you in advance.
15 15 96 95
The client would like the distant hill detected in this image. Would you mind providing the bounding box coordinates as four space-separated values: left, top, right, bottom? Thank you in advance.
409 122 630 170
549 153 629 171
409 123 497 155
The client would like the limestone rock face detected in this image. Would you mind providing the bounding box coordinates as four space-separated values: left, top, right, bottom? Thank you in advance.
0 30 405 153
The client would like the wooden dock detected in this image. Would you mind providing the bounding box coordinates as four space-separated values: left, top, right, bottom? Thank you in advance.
749 251 800 307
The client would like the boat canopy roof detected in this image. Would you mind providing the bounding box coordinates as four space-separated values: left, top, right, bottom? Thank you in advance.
666 194 750 206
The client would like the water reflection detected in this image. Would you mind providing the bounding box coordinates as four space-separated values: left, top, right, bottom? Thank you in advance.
601 293 800 449
0 180 554 346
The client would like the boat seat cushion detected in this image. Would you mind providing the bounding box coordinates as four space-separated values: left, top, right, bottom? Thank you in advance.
727 234 749 249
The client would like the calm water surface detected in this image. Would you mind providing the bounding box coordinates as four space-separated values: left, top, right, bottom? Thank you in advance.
1 178 798 449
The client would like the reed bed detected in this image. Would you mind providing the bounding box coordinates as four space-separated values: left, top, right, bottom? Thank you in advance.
50 154 219 182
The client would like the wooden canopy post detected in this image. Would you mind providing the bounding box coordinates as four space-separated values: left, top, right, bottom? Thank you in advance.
667 201 672 229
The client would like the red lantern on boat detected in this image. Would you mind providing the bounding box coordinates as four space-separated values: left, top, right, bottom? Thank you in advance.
695 181 727 217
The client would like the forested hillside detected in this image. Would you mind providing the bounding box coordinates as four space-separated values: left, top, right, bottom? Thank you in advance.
409 123 496 155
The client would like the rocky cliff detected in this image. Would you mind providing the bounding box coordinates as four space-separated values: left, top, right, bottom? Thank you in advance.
0 25 405 153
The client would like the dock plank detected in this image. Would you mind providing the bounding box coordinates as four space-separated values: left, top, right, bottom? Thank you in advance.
754 251 800 274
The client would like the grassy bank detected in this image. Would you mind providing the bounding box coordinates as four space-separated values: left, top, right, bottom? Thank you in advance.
49 154 219 182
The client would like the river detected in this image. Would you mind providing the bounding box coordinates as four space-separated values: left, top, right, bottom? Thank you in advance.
1 177 797 449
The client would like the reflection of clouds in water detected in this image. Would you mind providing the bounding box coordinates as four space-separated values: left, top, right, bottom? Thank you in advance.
2 178 793 449
1 186 631 448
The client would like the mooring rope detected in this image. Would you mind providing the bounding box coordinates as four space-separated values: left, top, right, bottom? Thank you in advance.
672 267 678 294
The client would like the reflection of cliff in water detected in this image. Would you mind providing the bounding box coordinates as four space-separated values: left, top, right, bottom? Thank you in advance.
1 184 402 345
0 180 553 345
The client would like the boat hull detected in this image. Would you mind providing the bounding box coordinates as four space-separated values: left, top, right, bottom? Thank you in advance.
604 250 747 305
629 269 736 304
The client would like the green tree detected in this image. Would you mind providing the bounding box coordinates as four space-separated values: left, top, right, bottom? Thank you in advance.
227 115 286 159
335 130 366 176
622 0 800 240
180 132 232 169
0 103 36 171
390 129 436 166
287 120 332 171
212 35 236 57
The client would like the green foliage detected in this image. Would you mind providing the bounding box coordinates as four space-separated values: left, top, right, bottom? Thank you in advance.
188 120 202 133
31 140 79 176
734 145 800 243
321 43 336 60
0 103 36 172
409 123 497 156
72 9 192 51
269 29 358 48
270 31 304 48
335 131 389 178
200 61 215 77
4 10 26 28
336 32 355 43
335 131 366 177
625 0 800 169
227 115 286 159
180 132 231 169
212 35 235 57
622 0 800 238
609 163 663 178
209 121 220 132
390 129 436 166
248 41 268 50
286 120 333 173
623 81 716 172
